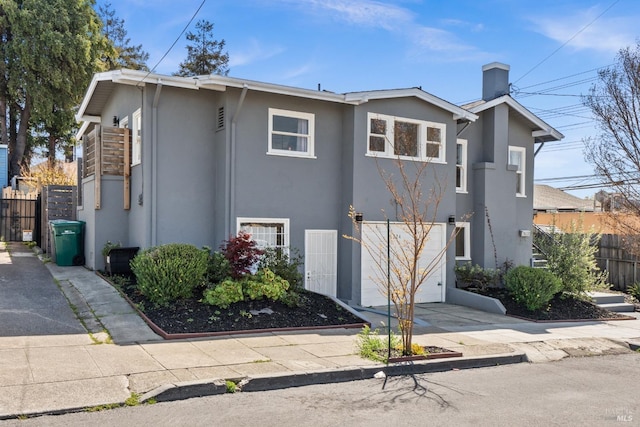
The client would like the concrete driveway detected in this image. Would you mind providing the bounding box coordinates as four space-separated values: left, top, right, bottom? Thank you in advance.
0 242 85 336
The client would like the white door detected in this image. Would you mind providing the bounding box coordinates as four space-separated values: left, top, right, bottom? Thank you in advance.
305 230 338 297
360 222 446 307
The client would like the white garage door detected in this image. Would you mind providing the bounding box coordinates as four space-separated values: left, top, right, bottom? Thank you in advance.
360 222 446 307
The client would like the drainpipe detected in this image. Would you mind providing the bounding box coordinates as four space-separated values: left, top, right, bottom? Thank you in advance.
227 84 249 237
149 80 163 246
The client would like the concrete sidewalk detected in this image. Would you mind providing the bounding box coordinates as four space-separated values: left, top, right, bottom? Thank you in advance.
1 242 639 419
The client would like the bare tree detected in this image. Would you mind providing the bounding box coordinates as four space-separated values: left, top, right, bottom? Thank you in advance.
346 155 458 356
584 43 640 255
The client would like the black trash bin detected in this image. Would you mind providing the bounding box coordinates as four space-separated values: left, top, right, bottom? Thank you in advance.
106 247 139 275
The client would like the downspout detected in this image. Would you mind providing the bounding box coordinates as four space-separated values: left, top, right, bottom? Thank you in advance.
150 80 163 246
227 84 249 237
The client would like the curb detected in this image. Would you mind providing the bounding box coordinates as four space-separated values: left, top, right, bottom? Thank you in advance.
140 352 527 401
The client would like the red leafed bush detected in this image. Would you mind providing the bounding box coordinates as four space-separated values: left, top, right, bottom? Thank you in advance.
220 231 264 279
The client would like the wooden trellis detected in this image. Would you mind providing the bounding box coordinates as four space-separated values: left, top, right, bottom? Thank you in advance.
82 125 131 210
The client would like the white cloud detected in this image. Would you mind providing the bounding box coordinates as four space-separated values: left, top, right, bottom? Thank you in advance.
273 0 487 61
229 39 286 67
531 6 637 54
282 62 315 80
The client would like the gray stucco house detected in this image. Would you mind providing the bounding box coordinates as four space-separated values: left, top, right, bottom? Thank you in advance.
75 62 562 307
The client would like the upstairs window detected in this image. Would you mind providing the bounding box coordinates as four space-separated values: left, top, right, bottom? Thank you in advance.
508 146 526 197
367 113 446 163
456 139 467 193
268 108 315 158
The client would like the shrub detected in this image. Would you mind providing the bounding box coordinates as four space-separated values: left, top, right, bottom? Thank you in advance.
220 231 264 279
206 251 232 286
131 243 209 306
535 218 608 296
202 268 290 308
505 266 562 311
243 268 290 301
454 263 499 289
258 247 303 290
628 283 640 300
356 325 401 362
202 279 244 308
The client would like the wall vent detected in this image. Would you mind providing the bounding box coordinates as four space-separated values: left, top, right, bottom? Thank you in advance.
217 106 225 130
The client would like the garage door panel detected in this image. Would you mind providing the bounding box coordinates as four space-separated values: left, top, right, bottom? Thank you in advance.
360 222 445 307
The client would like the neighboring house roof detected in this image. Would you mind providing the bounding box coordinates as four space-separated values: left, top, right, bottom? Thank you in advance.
534 184 600 212
461 95 564 143
76 69 478 139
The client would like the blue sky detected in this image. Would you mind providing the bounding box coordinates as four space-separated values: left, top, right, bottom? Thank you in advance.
103 0 639 198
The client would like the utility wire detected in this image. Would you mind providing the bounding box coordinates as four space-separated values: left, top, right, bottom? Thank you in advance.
513 0 620 84
136 0 207 87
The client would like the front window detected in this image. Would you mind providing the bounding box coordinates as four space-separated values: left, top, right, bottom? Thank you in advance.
237 217 290 252
508 146 526 197
268 108 315 158
366 113 446 162
455 222 470 260
456 139 467 193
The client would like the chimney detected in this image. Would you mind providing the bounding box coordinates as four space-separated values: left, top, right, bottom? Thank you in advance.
482 62 510 101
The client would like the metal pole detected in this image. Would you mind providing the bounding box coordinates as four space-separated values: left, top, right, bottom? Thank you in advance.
387 218 391 363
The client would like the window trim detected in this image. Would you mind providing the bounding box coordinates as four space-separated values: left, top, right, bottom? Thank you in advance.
455 222 471 260
456 139 467 193
237 217 290 251
268 108 316 159
132 109 142 166
366 113 446 163
508 145 526 197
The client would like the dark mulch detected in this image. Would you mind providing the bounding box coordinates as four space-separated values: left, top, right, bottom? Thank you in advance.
109 276 365 334
466 287 631 321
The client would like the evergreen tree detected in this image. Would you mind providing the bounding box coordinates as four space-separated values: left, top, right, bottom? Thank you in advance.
175 19 229 77
97 2 149 71
0 0 104 176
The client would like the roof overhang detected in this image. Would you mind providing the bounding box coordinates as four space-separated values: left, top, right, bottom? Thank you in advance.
345 88 478 122
75 70 479 140
465 95 564 142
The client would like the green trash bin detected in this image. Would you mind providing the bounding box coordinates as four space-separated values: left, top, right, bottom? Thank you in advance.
50 220 85 266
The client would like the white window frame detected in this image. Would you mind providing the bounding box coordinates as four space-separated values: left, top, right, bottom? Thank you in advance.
456 139 467 193
268 108 315 159
237 217 290 252
455 222 471 260
132 109 142 166
366 113 446 163
508 146 526 197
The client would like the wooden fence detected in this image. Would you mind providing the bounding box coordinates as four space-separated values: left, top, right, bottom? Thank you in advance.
596 234 639 291
40 185 77 255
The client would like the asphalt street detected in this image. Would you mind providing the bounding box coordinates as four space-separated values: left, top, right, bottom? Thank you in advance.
5 353 638 427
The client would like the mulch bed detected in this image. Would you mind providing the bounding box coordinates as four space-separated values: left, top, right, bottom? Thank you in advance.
466 287 634 322
104 274 368 337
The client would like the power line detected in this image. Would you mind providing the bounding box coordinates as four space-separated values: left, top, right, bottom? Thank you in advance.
136 0 207 87
513 0 620 84
517 65 612 90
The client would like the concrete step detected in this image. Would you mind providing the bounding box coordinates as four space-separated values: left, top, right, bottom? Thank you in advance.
597 302 636 313
588 292 626 305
